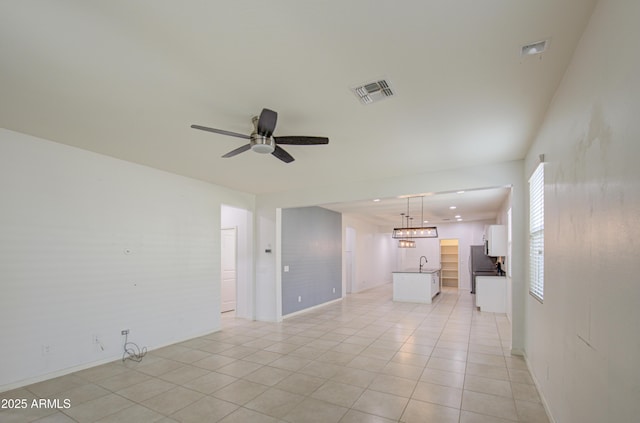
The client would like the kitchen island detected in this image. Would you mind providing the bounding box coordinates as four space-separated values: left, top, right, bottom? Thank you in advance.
392 268 441 304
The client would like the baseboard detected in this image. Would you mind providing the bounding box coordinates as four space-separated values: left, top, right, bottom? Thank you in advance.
352 281 392 294
0 355 121 394
0 327 222 394
510 348 524 356
522 352 556 423
283 297 343 319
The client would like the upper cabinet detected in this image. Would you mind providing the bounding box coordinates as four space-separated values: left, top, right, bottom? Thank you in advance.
484 225 507 256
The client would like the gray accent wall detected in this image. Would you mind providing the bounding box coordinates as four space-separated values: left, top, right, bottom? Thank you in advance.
282 206 342 315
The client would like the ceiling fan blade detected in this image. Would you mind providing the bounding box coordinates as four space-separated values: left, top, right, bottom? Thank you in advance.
191 124 250 140
271 145 295 163
222 143 252 158
257 108 278 137
274 136 329 145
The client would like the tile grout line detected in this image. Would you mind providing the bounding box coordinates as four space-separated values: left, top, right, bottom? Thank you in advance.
5 285 542 423
458 289 473 423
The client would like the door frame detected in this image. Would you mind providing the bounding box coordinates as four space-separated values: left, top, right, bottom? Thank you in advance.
346 227 356 294
439 238 460 288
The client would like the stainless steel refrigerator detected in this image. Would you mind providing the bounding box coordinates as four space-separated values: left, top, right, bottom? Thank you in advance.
469 245 497 294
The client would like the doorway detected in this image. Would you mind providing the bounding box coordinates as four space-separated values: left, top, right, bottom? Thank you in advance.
440 239 459 288
220 227 237 313
346 227 356 294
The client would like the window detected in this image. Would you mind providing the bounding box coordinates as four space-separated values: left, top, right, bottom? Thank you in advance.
529 163 544 302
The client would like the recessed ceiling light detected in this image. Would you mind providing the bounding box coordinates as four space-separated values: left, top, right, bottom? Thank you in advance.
455 215 461 219
449 206 457 210
457 191 465 194
521 40 548 56
457 218 463 222
373 199 381 202
423 220 429 224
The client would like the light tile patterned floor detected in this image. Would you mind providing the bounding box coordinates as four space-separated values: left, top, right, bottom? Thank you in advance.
1 285 549 422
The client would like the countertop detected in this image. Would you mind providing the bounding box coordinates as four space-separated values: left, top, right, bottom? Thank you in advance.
392 268 441 274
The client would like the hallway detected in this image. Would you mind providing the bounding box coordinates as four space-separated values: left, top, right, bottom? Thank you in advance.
3 286 548 422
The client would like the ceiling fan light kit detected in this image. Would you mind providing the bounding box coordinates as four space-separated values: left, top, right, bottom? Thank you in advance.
251 141 275 154
249 115 276 154
191 108 329 163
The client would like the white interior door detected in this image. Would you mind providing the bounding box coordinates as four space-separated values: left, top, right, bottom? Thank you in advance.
221 228 237 313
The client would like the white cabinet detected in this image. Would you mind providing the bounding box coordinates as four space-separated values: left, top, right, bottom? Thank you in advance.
431 273 440 297
392 271 440 304
476 276 507 313
485 225 507 256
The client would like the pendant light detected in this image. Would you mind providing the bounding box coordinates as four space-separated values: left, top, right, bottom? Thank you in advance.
396 212 416 248
392 196 438 243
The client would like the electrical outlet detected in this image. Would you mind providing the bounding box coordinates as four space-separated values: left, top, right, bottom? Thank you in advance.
92 335 100 344
42 345 51 355
121 329 129 335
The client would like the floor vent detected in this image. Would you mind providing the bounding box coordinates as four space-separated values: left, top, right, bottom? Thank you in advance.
352 79 395 104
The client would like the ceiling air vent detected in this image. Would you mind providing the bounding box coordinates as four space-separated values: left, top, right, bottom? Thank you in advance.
352 79 395 105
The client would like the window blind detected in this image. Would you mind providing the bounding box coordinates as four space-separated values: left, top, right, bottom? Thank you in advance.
529 163 544 302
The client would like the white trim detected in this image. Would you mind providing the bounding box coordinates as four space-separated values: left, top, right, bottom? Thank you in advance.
0 328 220 393
282 298 343 319
275 208 283 322
529 162 545 302
523 352 556 423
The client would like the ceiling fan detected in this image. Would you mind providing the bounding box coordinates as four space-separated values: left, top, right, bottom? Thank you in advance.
191 108 329 163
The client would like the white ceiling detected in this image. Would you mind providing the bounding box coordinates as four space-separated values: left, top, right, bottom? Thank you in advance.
321 186 511 228
0 1 595 221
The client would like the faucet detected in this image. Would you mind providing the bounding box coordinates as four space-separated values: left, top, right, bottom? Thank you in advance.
419 256 428 272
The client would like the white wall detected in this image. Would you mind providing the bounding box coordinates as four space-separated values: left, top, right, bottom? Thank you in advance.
0 129 254 391
342 215 395 293
523 0 640 421
395 238 440 272
221 205 254 319
255 207 278 322
496 191 513 321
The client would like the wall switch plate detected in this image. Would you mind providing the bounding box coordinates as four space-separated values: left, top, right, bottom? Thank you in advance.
284 265 290 272
332 287 336 293
297 296 302 303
